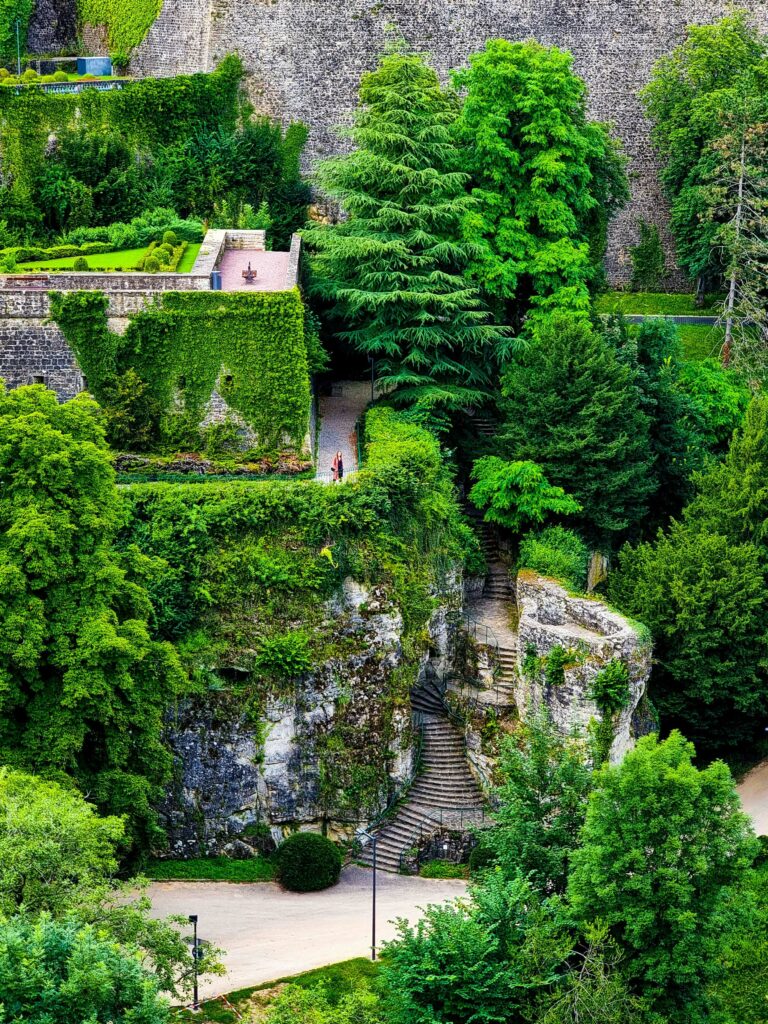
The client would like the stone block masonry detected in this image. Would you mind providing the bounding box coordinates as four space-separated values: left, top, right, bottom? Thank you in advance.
130 0 768 285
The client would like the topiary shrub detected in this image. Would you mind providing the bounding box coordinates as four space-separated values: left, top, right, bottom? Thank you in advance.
73 256 89 272
144 256 160 274
163 230 178 246
276 832 342 892
52 71 69 83
21 69 39 83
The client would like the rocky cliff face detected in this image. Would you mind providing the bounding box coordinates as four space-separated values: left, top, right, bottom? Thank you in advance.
158 579 448 856
515 571 652 763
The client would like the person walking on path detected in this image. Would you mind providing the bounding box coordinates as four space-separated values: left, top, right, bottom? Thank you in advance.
332 450 344 483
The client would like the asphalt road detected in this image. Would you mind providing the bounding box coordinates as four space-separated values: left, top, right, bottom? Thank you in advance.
738 759 768 836
149 866 467 999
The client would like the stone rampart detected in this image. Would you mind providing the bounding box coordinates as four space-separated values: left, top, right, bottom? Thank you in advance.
130 0 768 285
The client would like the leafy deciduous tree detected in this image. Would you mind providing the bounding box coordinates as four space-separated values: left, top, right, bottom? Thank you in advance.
568 732 758 1024
468 457 581 533
455 39 628 332
0 384 186 848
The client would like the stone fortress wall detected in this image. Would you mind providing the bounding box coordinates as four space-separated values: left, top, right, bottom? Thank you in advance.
128 0 768 286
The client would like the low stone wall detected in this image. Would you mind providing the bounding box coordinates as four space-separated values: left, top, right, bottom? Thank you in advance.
515 571 652 763
0 271 210 293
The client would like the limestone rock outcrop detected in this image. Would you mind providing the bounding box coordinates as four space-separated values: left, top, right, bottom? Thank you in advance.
515 571 652 763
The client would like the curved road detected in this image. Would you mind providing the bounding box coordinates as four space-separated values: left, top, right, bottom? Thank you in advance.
738 760 768 836
149 866 466 998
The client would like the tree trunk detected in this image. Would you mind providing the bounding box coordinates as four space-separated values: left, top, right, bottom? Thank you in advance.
723 134 747 368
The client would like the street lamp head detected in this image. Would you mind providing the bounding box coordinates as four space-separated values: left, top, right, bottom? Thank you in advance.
188 914 198 924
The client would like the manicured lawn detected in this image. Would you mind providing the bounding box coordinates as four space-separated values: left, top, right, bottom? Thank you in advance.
177 242 202 271
145 855 276 882
174 958 382 1023
595 291 722 315
17 248 147 271
18 243 201 273
677 324 725 362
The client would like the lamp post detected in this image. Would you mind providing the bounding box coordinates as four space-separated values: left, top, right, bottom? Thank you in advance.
359 830 377 961
188 914 199 1011
15 20 21 78
367 356 376 404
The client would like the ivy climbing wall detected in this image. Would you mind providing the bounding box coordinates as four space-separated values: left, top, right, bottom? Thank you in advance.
50 288 311 450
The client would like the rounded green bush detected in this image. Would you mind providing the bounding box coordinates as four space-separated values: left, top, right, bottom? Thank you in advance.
468 843 496 874
21 69 39 82
276 832 342 892
52 71 69 83
73 256 89 272
163 230 178 246
144 256 160 274
0 68 9 78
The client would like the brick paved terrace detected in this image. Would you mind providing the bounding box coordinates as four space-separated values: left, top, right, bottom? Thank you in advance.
219 249 291 291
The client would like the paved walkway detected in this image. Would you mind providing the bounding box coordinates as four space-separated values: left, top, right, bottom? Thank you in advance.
148 866 466 998
219 249 290 292
315 380 371 482
738 758 768 836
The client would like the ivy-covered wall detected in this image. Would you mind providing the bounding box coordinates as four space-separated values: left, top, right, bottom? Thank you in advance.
76 0 163 55
118 409 477 845
50 287 311 450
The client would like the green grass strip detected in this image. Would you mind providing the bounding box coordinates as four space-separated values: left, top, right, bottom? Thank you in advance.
145 855 277 883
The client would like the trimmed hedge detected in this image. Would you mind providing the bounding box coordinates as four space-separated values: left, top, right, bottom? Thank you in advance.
0 242 113 263
276 832 342 892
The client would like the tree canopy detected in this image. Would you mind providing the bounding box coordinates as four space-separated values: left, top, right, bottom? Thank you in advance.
0 384 186 847
307 45 510 422
455 39 628 333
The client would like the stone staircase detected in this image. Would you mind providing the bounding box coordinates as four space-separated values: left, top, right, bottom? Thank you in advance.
359 675 485 873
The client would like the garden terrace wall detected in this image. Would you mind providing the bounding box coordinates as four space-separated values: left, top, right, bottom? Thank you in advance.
129 0 768 287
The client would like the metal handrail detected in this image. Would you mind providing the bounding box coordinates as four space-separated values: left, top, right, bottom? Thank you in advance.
398 805 490 874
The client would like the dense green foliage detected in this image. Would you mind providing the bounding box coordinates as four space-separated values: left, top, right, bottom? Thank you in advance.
518 526 590 592
643 12 768 283
375 731 756 1024
498 313 654 542
265 984 383 1024
0 768 215 997
468 457 581 533
51 289 310 452
484 714 592 894
0 0 32 66
77 0 162 53
0 385 185 847
307 47 508 422
455 39 628 332
569 732 757 1023
145 856 276 882
610 396 768 753
118 408 475 817
276 832 343 892
0 57 309 247
0 914 170 1024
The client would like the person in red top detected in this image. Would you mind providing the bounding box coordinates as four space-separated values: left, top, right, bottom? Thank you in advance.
332 450 344 482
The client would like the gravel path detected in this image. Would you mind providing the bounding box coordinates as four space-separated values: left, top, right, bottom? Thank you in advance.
738 759 768 836
149 866 466 998
219 249 290 292
315 381 371 483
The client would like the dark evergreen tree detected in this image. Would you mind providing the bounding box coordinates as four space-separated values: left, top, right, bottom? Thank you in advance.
306 45 509 422
498 313 655 542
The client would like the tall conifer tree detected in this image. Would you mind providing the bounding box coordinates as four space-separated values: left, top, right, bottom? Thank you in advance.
307 45 509 421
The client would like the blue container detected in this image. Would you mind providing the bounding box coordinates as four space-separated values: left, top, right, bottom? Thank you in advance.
210 270 222 291
77 57 113 77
